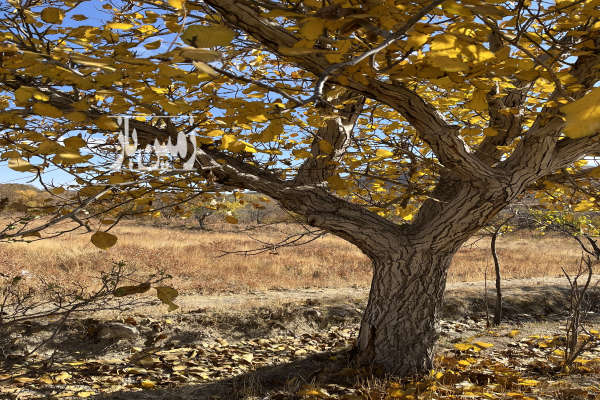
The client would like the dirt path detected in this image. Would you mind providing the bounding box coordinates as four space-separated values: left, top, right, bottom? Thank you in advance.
112 275 600 321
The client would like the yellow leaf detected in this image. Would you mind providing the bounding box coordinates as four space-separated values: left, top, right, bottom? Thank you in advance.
206 129 224 137
1 150 19 159
483 127 498 136
8 158 36 172
180 48 220 62
156 286 179 311
14 86 34 104
247 114 268 123
225 215 238 224
473 341 494 349
229 140 256 153
375 149 394 158
106 22 133 30
95 116 119 131
574 199 595 212
77 391 95 398
71 56 115 71
141 379 156 388
41 7 64 24
258 120 283 142
91 231 118 250
300 18 324 41
429 55 469 72
467 89 488 112
461 127 481 136
508 329 520 338
168 0 184 9
35 141 60 155
32 91 49 101
443 1 472 17
32 102 63 118
518 379 539 386
561 87 600 138
388 388 406 398
327 174 348 191
113 282 151 297
54 371 72 384
193 61 218 76
144 40 162 50
108 175 128 184
64 136 87 150
220 134 236 150
453 343 473 351
430 34 458 55
318 140 333 154
65 111 87 122
38 375 54 385
292 148 312 158
297 385 328 396
406 31 429 49
181 25 235 48
15 377 35 384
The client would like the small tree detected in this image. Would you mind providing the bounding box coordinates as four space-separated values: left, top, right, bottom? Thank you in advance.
482 210 517 326
560 253 598 371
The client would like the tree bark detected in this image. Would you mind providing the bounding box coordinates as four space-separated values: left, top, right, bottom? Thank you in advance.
356 247 452 375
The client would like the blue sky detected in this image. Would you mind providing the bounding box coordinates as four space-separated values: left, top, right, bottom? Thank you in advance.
0 163 74 187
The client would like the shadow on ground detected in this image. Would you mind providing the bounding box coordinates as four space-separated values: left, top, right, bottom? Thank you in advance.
95 349 353 400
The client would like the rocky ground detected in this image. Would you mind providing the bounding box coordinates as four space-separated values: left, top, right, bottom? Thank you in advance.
2 277 600 399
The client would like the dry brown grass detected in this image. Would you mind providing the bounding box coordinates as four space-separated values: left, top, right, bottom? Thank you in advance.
0 220 586 294
452 230 583 281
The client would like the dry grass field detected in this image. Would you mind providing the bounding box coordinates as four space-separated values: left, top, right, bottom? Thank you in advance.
0 220 585 294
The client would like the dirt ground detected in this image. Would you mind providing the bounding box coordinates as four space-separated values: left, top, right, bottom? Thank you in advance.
2 276 600 399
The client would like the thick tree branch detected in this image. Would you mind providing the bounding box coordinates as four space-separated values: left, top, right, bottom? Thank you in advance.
474 85 528 165
551 134 600 171
190 144 407 258
203 0 504 183
294 90 365 186
501 115 565 184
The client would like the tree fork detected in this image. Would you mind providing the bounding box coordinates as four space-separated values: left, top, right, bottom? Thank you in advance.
352 181 512 374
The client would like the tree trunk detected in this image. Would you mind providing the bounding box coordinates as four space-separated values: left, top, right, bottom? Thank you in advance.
351 176 514 375
356 246 453 376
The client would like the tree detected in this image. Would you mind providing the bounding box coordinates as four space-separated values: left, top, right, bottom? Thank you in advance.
482 206 520 326
2 0 600 376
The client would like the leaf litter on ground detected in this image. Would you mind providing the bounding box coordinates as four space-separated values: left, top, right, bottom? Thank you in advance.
1 305 600 399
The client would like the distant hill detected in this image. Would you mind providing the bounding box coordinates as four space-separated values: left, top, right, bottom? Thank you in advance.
0 183 50 213
0 183 42 201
